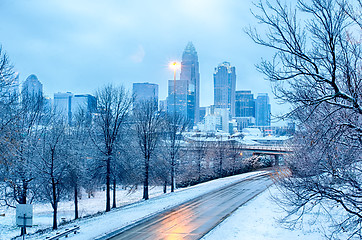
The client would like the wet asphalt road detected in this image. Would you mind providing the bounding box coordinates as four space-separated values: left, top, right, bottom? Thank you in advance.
108 173 272 240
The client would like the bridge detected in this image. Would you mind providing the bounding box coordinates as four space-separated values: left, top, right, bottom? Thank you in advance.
238 145 293 166
183 141 293 166
238 145 293 155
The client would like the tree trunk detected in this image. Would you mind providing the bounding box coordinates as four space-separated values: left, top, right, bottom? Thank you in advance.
197 159 201 182
219 157 223 178
106 155 111 212
51 150 58 230
52 183 58 230
143 155 149 200
74 184 78 220
53 203 58 230
20 179 27 235
112 179 116 208
171 154 175 192
163 180 167 193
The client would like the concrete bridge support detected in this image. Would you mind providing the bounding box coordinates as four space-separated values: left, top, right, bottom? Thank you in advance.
274 155 280 166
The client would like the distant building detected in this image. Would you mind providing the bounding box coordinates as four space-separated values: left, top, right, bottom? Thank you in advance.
234 117 256 131
167 42 200 124
214 62 236 117
133 82 158 108
72 94 97 116
199 106 229 133
54 92 96 125
54 92 73 124
167 79 190 118
22 74 43 98
159 99 167 112
255 93 271 126
235 90 255 118
215 108 230 133
199 107 206 122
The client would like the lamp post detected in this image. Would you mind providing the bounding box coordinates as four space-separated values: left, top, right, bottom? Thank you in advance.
169 61 180 116
169 61 180 192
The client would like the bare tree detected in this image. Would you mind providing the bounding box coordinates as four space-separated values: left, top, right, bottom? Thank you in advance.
189 136 208 182
133 100 163 200
64 109 90 220
227 140 242 175
214 135 229 178
162 113 189 192
0 46 18 161
90 84 132 212
35 116 68 230
0 86 44 235
248 0 362 238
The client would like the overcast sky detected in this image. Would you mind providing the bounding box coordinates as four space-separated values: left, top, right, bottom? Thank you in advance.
0 0 288 119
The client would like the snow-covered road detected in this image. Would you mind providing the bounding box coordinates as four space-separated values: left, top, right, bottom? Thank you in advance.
20 171 266 240
105 174 272 239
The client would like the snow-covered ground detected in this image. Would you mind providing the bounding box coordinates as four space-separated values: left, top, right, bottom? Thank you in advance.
2 171 265 240
2 171 336 240
0 185 167 240
202 186 338 240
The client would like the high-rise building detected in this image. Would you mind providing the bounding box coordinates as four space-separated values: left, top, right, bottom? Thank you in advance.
199 107 206 122
214 62 236 117
72 94 97 116
179 42 200 124
22 74 43 97
133 82 158 108
54 92 96 125
235 90 255 118
167 79 190 118
255 93 271 126
54 92 73 124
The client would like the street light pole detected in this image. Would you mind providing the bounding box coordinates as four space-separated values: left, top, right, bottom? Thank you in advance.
170 61 179 116
170 61 180 192
173 64 176 117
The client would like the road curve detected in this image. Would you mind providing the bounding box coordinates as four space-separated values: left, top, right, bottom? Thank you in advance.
107 173 272 240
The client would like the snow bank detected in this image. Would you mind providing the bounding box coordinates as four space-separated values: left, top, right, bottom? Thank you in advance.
202 186 332 240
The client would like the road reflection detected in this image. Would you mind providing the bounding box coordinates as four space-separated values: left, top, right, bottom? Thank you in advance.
157 207 195 239
109 174 272 240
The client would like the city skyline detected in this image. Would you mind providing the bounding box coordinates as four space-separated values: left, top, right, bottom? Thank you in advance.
0 0 288 121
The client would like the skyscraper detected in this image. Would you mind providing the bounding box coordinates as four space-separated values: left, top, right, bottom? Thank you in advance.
54 92 96 125
213 62 236 117
167 79 190 118
180 42 200 124
22 74 43 97
235 90 255 117
72 94 97 116
133 82 158 108
54 92 73 124
255 93 271 126
167 42 200 125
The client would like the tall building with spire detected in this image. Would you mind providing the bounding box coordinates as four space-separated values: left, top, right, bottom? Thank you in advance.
213 62 236 117
167 42 200 125
180 42 200 124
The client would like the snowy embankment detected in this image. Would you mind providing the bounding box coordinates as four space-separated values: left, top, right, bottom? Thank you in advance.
202 186 334 240
5 171 265 240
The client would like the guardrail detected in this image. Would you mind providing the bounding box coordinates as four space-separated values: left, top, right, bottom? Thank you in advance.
46 226 79 240
239 145 293 152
